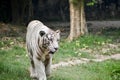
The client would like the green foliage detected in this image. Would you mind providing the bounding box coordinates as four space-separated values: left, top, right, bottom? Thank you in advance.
86 0 97 6
71 0 80 4
71 0 84 5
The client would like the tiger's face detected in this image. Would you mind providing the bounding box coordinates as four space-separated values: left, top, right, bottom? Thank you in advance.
39 30 60 54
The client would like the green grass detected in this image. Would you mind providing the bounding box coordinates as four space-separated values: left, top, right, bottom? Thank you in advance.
53 34 113 63
53 27 120 62
0 27 120 80
49 60 120 80
0 46 120 80
0 46 31 80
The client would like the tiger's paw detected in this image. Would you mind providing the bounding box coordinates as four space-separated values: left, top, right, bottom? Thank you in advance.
30 73 38 79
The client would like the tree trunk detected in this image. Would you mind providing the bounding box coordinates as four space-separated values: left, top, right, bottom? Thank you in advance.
28 0 33 21
11 0 33 24
11 0 20 23
68 0 88 41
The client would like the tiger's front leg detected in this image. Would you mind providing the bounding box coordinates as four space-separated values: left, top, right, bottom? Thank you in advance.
45 54 53 77
27 51 37 79
31 56 47 80
30 59 37 79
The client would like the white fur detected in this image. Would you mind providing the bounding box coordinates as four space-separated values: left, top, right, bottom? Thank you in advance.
26 20 60 80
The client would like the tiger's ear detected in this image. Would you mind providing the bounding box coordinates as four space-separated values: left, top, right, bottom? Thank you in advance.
39 31 45 37
56 30 60 34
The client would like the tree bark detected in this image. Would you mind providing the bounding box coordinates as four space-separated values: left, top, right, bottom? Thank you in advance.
68 0 88 41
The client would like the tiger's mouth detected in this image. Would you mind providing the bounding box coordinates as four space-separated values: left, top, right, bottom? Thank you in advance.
49 51 55 54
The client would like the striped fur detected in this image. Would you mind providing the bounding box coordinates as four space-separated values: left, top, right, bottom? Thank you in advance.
26 20 60 80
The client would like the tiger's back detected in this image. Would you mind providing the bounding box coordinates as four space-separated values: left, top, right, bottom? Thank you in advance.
26 20 50 58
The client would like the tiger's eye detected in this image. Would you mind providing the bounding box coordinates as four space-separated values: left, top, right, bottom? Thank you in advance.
57 39 60 42
49 38 53 41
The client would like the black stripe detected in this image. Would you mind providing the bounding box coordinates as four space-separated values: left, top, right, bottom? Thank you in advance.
29 48 33 57
31 59 35 68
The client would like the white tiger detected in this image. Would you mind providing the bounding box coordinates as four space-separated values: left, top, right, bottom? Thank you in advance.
26 20 60 80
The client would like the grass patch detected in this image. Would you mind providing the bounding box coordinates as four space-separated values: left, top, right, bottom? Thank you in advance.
49 60 120 80
53 34 112 63
53 27 120 62
0 27 120 80
0 46 30 80
0 37 25 48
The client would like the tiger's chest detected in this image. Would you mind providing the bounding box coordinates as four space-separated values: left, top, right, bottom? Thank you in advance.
40 51 50 62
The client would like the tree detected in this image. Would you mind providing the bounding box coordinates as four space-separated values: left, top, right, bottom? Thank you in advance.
68 0 88 41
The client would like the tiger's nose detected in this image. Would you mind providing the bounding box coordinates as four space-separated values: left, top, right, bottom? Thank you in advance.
54 48 58 50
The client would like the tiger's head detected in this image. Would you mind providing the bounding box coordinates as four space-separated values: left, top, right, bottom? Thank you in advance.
39 30 60 54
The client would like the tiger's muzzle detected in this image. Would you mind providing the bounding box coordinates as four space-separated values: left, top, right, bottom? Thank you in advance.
49 48 58 54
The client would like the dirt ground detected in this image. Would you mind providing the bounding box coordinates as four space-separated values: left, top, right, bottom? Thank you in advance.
52 54 120 69
0 21 120 38
87 21 120 28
